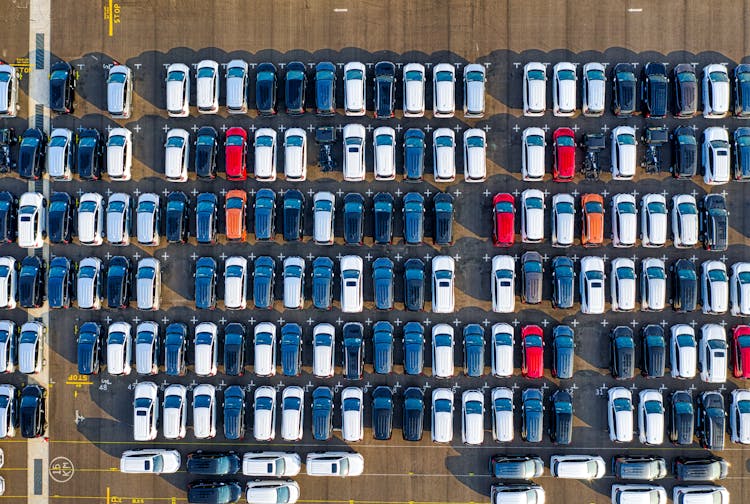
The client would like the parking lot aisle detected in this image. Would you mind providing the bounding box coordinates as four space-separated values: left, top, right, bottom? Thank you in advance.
27 0 50 502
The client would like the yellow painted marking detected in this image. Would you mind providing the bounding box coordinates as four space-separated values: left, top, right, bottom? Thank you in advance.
106 487 109 503
73 390 77 398
65 374 93 387
108 0 113 36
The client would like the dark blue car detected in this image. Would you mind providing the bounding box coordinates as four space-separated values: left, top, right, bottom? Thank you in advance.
343 193 364 245
194 126 219 179
253 188 276 240
463 324 485 377
223 323 245 376
433 192 454 245
166 191 190 244
343 322 364 380
373 192 394 244
256 62 277 116
18 256 44 309
280 323 302 376
403 258 425 311
373 321 394 374
403 387 424 441
252 256 275 309
522 388 544 443
372 257 394 310
106 256 131 310
551 325 575 379
196 193 218 244
282 189 304 241
371 386 393 440
551 256 575 309
403 128 425 181
285 61 307 115
312 386 333 440
315 62 336 116
402 192 425 244
76 129 103 180
76 322 101 375
374 61 396 118
312 256 334 310
47 256 74 309
403 322 425 375
18 128 46 180
0 192 16 243
222 385 245 440
194 257 217 310
164 323 187 376
48 192 74 244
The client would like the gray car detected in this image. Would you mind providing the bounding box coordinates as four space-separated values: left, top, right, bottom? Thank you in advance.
521 251 543 304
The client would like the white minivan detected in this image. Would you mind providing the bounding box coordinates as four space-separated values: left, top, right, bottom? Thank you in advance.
165 63 190 117
305 452 364 477
195 60 219 114
341 387 363 442
403 63 426 117
120 449 181 474
283 128 307 181
431 388 454 443
107 64 133 119
550 454 606 479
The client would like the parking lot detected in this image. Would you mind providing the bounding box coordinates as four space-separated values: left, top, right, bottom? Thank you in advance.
2 0 750 503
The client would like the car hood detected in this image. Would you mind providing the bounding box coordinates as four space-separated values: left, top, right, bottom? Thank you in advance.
137 277 155 308
284 277 302 307
135 343 155 374
465 144 485 179
107 344 125 375
313 210 333 243
649 213 668 243
738 284 750 314
255 146 274 178
619 213 637 243
464 411 483 444
711 281 729 310
617 144 637 176
647 278 666 309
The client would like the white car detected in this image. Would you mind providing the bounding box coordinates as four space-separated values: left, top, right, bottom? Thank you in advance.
46 128 74 180
107 127 133 181
78 192 104 246
282 257 305 310
18 321 43 374
433 128 456 182
703 64 730 118
580 256 605 315
0 385 14 438
225 59 248 114
699 324 728 383
638 389 664 445
433 63 456 118
164 128 190 182
253 386 276 441
611 126 638 179
702 126 731 185
611 485 666 504
76 257 102 309
340 255 363 313
254 128 277 181
312 323 335 378
107 322 132 376
193 322 218 377
0 321 16 373
432 324 455 379
0 258 14 310
671 194 699 248
135 321 159 375
432 256 455 313
462 390 484 445
463 128 486 182
283 128 307 181
165 63 190 117
136 258 160 311
224 256 248 310
313 191 335 245
373 127 396 180
136 193 160 246
491 387 514 442
672 486 729 504
582 62 606 116
522 127 546 181
162 384 187 439
0 64 18 117
254 322 277 377
491 323 514 377
731 262 750 317
521 189 544 243
343 62 366 116
523 62 547 116
491 256 515 313
106 192 131 246
107 64 132 118
553 62 577 116
702 260 728 314
670 324 697 379
611 258 636 312
281 386 304 441
17 192 45 249
608 387 634 443
245 481 299 504
242 452 302 477
340 386 363 442
611 193 637 247
431 388 454 443
133 382 159 441
343 124 366 181
192 384 217 439
641 258 666 311
120 449 181 474
195 59 219 114
403 63 426 117
551 193 575 247
305 452 364 477
640 193 667 247
730 389 750 444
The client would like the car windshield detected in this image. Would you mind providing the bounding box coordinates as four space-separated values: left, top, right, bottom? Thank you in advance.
196 201 214 213
525 335 542 347
738 401 750 414
50 70 68 81
164 395 182 409
677 335 695 347
495 201 513 213
526 135 544 147
465 401 482 414
286 266 302 277
283 397 301 410
138 201 155 214
494 398 512 411
645 401 663 414
495 269 513 280
647 201 667 214
21 136 39 148
435 136 453 148
555 400 573 413
434 334 452 347
708 269 727 282
108 201 126 213
196 134 214 146
257 70 274 81
166 136 184 148
315 200 333 212
20 265 37 278
525 261 542 273
617 134 636 145
587 69 605 81
647 267 665 279
617 71 635 82
197 67 215 79
678 203 697 215
225 265 244 278
49 265 66 278
194 395 211 408
108 134 127 147
678 134 696 145
613 398 632 412
527 69 545 80
108 72 126 84
558 69 575 80
555 202 574 214
711 140 729 150
79 266 96 279
167 70 184 82
0 396 8 409
710 71 729 82
287 70 304 81
286 135 304 147
108 265 126 278
227 67 245 78
346 69 363 80
557 136 575 147
677 71 696 82
49 136 67 148
525 197 543 209
435 71 453 82
226 135 244 146
256 135 273 147
618 202 636 214
585 201 603 213
226 197 243 210
586 270 603 281
79 136 97 148
375 134 393 146
738 272 750 284
138 267 155 280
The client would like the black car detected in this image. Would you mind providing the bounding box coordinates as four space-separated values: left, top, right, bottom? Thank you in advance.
403 258 425 311
186 451 241 476
672 259 698 312
196 192 218 244
371 386 393 441
106 256 131 309
733 127 750 180
699 194 728 252
551 325 575 379
551 256 575 309
641 324 666 378
0 191 17 243
696 391 725 451
194 256 217 310
20 385 46 438
223 323 245 377
641 62 668 118
17 128 46 180
402 387 424 441
404 128 426 181
76 321 101 375
279 323 302 376
0 128 16 173
285 61 306 115
49 61 76 114
374 61 396 118
673 63 698 118
48 192 74 243
433 192 454 245
18 256 45 308
166 191 190 243
253 188 276 241
255 62 277 116
373 192 394 244
77 129 104 180
610 326 635 380
315 62 336 116
194 126 218 179
343 192 364 245
282 189 304 241
669 390 695 445
164 323 188 376
671 126 698 178
735 64 750 117
342 322 364 380
186 480 242 504
549 389 573 445
47 256 75 309
311 256 333 310
612 63 637 116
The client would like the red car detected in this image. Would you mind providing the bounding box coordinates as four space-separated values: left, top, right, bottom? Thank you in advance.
733 325 750 378
553 127 576 181
225 127 248 181
521 325 544 378
492 193 515 247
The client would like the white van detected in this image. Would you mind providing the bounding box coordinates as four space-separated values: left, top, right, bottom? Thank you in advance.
341 387 363 442
120 449 180 474
550 454 606 480
463 64 486 118
242 452 301 477
107 128 133 180
225 59 248 114
107 64 133 119
305 452 364 477
165 63 190 117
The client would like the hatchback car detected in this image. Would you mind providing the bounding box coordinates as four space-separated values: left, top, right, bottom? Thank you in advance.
283 128 307 181
0 384 16 438
256 62 277 115
253 322 276 377
225 59 248 114
0 192 16 244
461 389 484 445
0 64 18 118
47 256 73 309
107 64 132 118
461 128 486 182
403 63 426 117
135 193 160 246
611 258 636 312
702 260 728 315
731 263 750 317
433 128 456 182
18 321 44 374
106 193 131 246
696 391 726 451
374 61 396 118
522 388 544 442
340 255 363 313
490 387 514 443
673 63 698 117
284 61 306 115
551 256 575 309
136 258 161 311
580 256 605 314
730 389 750 444
523 62 546 116
671 126 698 178
672 194 699 248
106 256 131 309
76 257 102 310
77 128 103 180
312 323 335 378
341 387 363 442
17 128 46 180
733 325 750 378
581 193 604 247
611 194 637 247
280 386 304 441
17 191 45 249
193 384 217 440
312 192 335 245
552 62 576 116
194 126 218 179
342 124 366 181
608 387 634 442
194 322 218 377
491 255 515 313
550 193 575 247
582 62 606 116
224 191 246 242
522 127 546 181
611 126 638 179
195 59 219 114
19 385 46 439
612 63 637 116
520 189 544 243
282 190 304 242
641 62 668 118
223 323 245 377
699 324 728 384
702 127 731 185
492 193 515 247
552 127 576 182
611 326 635 379
640 194 667 247
46 128 74 181
343 62 366 116
671 324 697 379
49 60 76 114
133 381 158 441
432 256 455 313
0 257 16 310
549 389 573 445
342 322 364 380
641 258 666 311
164 323 187 377
165 191 189 244
18 256 44 309
254 128 277 181
638 389 665 445
703 64 730 118
431 388 454 443
521 251 543 304
669 390 695 445
165 63 190 117
699 194 728 252
432 324 455 379
163 128 190 183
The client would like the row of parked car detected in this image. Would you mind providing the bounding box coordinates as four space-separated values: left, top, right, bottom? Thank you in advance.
0 384 46 439
493 191 727 250
522 61 749 119
493 482 728 504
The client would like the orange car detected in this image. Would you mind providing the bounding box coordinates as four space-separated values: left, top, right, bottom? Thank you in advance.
581 193 604 247
225 190 247 241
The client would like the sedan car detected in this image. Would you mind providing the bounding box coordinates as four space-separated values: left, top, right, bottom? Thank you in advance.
611 258 636 312
553 62 577 117
522 127 546 181
703 64 730 118
702 127 731 185
552 127 575 181
492 193 515 247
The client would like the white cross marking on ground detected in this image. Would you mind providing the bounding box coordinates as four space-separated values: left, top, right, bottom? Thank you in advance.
306 318 314 326
601 124 610 132
571 124 579 132
248 317 256 325
277 252 285 261
306 253 315 261
513 124 521 133
191 124 199 132
542 124 550 132
630 319 639 327
512 318 520 326
218 317 227 324
423 318 432 326
219 252 227 260
105 252 112 260
452 318 461 326
336 188 344 197
161 251 169 261
162 188 170 196
570 319 579 327
394 318 403 326
365 253 373 261
162 124 169 133
394 253 403 261
132 316 141 324
395 188 403 197
220 124 228 132
541 319 549 327
335 317 343 325
277 317 285 325
132 252 141 260
424 188 432 197
482 319 490 326
191 188 199 196
307 124 315 132
190 316 198 324
161 316 169 324
689 320 698 327
248 253 256 261
365 188 373 197
600 319 609 326
307 188 314 197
